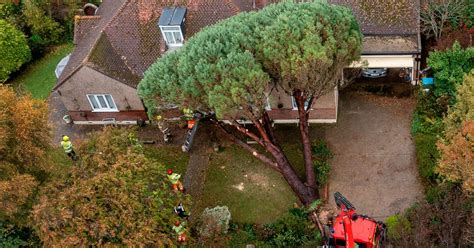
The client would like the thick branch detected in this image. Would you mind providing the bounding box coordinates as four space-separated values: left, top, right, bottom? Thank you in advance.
216 122 280 172
232 120 264 146
251 118 272 144
262 111 278 145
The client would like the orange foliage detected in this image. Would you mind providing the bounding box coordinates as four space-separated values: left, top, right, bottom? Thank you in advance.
0 174 38 216
437 121 474 195
0 85 51 224
0 85 50 170
32 128 189 246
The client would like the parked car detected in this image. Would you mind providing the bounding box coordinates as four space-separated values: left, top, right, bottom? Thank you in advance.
362 68 388 78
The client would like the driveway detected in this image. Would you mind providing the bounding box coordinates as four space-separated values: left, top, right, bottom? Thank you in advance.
324 91 423 220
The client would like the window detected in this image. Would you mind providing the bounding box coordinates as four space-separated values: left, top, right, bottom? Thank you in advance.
291 96 311 110
87 94 118 112
265 96 272 111
160 26 183 46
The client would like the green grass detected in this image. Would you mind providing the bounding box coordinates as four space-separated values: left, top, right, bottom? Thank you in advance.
196 145 298 224
10 43 74 99
143 145 189 175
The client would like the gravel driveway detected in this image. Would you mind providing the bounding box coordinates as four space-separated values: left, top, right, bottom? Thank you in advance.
324 91 423 220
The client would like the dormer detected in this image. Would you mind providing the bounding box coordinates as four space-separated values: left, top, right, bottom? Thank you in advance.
158 7 187 48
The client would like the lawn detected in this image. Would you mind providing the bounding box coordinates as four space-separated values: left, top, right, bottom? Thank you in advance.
195 144 298 225
9 43 74 99
143 145 189 175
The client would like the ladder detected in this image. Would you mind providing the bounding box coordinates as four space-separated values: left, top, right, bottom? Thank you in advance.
182 120 199 152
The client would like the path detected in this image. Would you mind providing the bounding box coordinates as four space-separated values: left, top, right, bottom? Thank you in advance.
324 91 423 220
48 91 99 144
183 124 212 220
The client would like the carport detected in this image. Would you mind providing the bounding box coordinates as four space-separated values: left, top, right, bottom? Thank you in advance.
349 35 422 85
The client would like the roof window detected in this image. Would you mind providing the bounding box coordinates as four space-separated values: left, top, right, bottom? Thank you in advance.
158 7 187 47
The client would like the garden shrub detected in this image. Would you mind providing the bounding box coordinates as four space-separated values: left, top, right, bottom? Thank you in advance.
385 214 411 241
0 19 31 83
414 133 440 182
197 206 232 239
0 3 20 21
226 208 321 246
28 34 48 59
390 185 471 247
437 121 474 195
262 208 320 247
427 42 474 104
436 71 474 195
0 222 40 247
443 70 474 139
23 0 64 53
312 140 333 186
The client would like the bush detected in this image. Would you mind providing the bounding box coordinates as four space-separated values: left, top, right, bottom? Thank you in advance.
414 133 440 183
437 121 474 195
385 214 411 241
392 185 471 247
226 208 322 246
311 140 333 186
0 222 40 247
443 70 474 139
23 0 64 49
0 19 31 82
428 42 474 103
262 208 321 246
197 206 232 239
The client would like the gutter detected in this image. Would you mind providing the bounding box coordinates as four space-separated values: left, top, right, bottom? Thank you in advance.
362 51 421 56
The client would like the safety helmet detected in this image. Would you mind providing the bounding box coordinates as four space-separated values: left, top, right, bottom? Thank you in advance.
167 169 173 175
156 115 162 121
175 220 181 226
63 136 70 141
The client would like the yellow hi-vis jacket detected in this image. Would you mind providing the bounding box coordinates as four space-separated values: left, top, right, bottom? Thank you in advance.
183 108 193 120
61 141 73 153
167 173 181 184
172 223 186 235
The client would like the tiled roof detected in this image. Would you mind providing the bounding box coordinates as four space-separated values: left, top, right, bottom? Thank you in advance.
55 0 127 90
56 0 420 90
56 0 257 90
87 34 141 87
362 35 419 54
73 15 101 45
328 0 420 35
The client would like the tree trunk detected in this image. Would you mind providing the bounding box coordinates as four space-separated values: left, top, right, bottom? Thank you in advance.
231 118 318 204
295 94 318 194
265 142 317 204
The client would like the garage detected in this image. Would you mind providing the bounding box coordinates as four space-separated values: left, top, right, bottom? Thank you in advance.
341 35 421 96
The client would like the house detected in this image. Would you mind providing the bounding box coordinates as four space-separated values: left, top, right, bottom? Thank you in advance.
53 0 421 125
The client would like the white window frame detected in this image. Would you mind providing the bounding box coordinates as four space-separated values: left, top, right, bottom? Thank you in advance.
265 96 272 111
159 26 184 47
291 96 311 111
87 94 118 112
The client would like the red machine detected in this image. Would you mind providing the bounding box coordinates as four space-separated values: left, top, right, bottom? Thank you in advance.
325 192 386 248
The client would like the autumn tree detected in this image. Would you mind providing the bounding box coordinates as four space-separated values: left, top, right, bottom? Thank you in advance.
32 128 190 246
0 85 51 225
437 70 474 195
0 19 31 82
139 2 362 204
